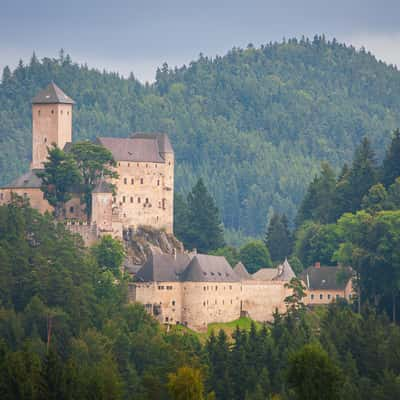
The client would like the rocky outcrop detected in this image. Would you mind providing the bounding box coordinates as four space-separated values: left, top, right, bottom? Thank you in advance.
124 225 184 266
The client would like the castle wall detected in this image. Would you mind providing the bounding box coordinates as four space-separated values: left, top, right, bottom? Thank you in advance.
132 281 183 324
182 282 242 331
112 157 174 233
0 188 53 214
31 103 72 169
92 192 113 231
241 280 290 321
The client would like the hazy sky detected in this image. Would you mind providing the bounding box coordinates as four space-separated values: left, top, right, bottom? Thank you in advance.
1 0 400 82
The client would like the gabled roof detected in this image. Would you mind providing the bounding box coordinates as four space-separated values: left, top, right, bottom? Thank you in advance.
3 170 43 189
252 268 278 281
135 252 190 282
233 262 252 280
299 266 352 291
131 132 173 154
97 136 167 163
273 259 296 282
181 254 239 282
32 82 75 105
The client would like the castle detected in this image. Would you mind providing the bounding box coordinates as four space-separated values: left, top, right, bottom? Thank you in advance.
0 83 174 243
0 83 353 332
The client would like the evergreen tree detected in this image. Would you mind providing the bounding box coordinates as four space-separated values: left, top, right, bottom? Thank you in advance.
382 129 400 188
361 184 388 213
173 192 189 244
346 137 378 213
185 178 225 253
265 213 292 262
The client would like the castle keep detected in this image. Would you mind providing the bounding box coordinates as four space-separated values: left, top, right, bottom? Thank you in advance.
0 83 174 240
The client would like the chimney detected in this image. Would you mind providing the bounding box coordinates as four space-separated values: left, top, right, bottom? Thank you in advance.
172 248 177 260
315 261 321 269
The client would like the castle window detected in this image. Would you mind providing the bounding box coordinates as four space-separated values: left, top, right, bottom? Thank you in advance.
169 161 171 165
67 111 69 115
172 300 175 306
69 206 74 213
145 198 149 204
311 294 314 300
319 294 323 300
165 317 169 322
131 178 134 184
211 272 215 276
162 199 166 210
124 178 127 184
203 301 206 306
336 294 340 299
113 197 116 203
0 193 3 200
128 163 130 167
204 286 206 291
230 300 233 304
327 294 331 300
51 109 54 114
215 300 217 304
130 197 134 203
140 178 144 184
229 285 232 290
222 300 224 305
138 197 141 204
38 110 40 115
215 286 218 290
157 180 160 186
44 138 47 143
203 272 207 276
146 164 148 168
122 196 126 203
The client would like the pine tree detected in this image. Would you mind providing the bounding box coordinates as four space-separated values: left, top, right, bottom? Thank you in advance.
185 178 225 253
265 213 292 262
382 129 400 188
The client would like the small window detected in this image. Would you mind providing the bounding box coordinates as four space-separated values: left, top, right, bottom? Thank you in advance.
203 286 206 291
165 317 169 322
320 294 323 300
0 193 3 200
215 300 217 304
44 138 47 143
130 197 134 203
67 111 69 115
51 109 54 114
146 164 148 168
230 300 233 304
69 206 74 213
172 300 175 306
327 294 331 300
140 178 144 184
38 110 41 115
311 294 314 300
122 196 126 203
113 197 116 203
124 178 127 184
145 198 149 204
229 285 232 290
203 301 206 306
157 180 160 186
138 197 141 204
128 163 130 167
131 178 134 184
215 286 218 290
211 272 215 276
336 294 340 299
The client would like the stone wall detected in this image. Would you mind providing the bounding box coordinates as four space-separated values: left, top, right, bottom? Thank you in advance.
0 188 53 214
182 282 242 331
241 280 290 322
112 156 174 233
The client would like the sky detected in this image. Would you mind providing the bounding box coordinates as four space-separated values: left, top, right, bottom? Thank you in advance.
1 0 400 82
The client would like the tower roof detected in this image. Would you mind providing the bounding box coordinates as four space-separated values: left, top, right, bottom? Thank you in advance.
32 82 75 105
233 262 252 280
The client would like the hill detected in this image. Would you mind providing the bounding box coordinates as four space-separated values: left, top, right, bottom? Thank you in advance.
1 36 400 238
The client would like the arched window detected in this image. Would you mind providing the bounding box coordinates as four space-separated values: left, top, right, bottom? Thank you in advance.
130 197 134 203
124 178 127 184
157 180 160 186
122 196 126 203
138 197 141 204
140 178 144 184
131 178 134 184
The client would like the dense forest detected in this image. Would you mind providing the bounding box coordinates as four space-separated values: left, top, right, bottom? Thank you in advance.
2 36 400 240
1 201 400 399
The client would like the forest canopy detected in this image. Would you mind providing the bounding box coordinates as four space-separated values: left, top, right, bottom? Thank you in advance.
1 37 400 239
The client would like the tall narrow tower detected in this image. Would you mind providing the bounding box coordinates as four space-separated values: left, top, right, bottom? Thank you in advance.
31 82 75 169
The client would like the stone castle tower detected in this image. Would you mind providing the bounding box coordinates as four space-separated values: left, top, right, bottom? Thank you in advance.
31 82 74 169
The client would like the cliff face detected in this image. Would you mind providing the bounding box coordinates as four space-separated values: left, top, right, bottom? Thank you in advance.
124 226 184 266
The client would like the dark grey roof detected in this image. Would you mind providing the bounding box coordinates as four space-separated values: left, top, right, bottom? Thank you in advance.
97 136 167 163
3 170 43 189
131 133 173 154
233 262 252 280
32 82 75 105
273 259 296 282
135 253 191 282
300 266 352 291
252 268 278 280
181 254 239 282
93 181 113 193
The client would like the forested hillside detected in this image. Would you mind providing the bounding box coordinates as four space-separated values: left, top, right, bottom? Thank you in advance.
2 36 400 237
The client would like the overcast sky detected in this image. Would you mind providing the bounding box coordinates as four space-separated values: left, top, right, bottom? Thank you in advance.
1 0 400 82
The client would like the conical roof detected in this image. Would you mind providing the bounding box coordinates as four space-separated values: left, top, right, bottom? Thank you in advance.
32 82 75 105
233 262 252 280
273 259 296 281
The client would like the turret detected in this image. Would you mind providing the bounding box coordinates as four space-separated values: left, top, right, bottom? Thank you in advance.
31 82 74 169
